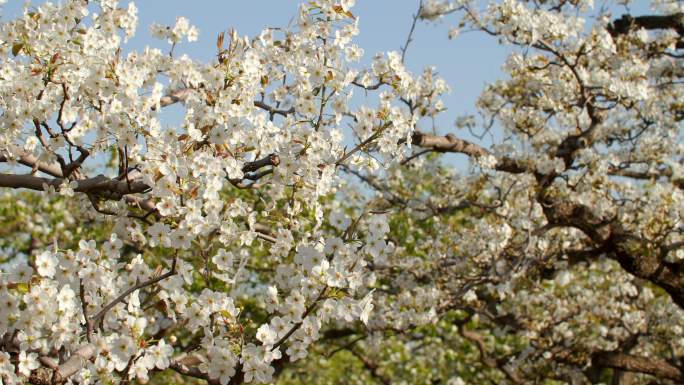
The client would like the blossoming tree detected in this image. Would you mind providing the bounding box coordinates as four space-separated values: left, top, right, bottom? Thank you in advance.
1 0 683 384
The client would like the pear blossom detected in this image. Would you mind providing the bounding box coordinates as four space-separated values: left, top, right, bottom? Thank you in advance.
0 0 681 384
35 251 58 278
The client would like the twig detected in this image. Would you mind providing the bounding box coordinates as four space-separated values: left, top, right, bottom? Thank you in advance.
270 287 327 351
79 279 93 342
400 0 424 64
90 256 177 327
334 124 390 167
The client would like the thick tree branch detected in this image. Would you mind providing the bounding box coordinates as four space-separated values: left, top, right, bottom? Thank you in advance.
0 146 64 178
541 198 684 309
411 132 683 189
593 351 684 381
157 88 196 109
0 172 149 197
27 344 96 385
411 131 528 173
608 164 684 189
0 153 279 198
241 153 280 173
609 13 684 36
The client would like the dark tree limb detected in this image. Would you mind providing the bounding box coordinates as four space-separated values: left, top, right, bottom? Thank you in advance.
0 145 64 177
411 131 528 173
609 13 684 36
593 351 684 382
541 198 684 309
0 172 150 197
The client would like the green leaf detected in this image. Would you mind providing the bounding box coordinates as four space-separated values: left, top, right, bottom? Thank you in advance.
11 42 24 56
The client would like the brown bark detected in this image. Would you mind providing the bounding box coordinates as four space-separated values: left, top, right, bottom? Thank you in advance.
609 13 684 36
594 351 684 382
0 154 279 197
0 145 64 178
541 198 684 309
411 131 528 173
27 344 96 385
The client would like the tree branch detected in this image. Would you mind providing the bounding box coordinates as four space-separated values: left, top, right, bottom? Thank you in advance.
400 0 423 63
0 145 64 177
593 351 684 381
0 172 149 197
27 344 96 385
609 13 684 36
253 101 295 117
410 131 528 173
90 257 177 327
457 324 533 385
157 88 196 109
541 198 684 309
0 153 280 200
